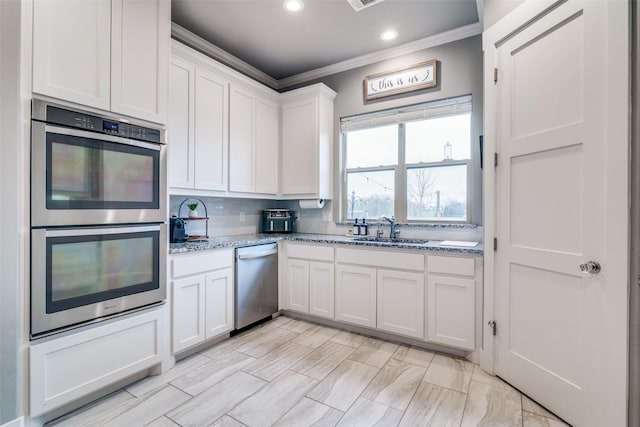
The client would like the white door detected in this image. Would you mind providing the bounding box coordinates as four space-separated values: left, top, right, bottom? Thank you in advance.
285 259 309 313
490 1 628 426
281 98 318 195
32 0 111 110
309 261 335 319
111 0 169 124
377 269 424 339
168 56 195 189
204 268 234 339
254 97 279 195
335 264 376 328
194 68 229 191
229 84 255 193
426 274 474 350
172 275 205 353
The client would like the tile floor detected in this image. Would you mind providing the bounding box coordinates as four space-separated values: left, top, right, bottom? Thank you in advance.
47 316 570 427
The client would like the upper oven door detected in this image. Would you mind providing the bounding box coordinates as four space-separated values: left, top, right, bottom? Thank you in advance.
31 121 167 226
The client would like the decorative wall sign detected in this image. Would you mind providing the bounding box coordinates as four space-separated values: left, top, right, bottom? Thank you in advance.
364 59 437 101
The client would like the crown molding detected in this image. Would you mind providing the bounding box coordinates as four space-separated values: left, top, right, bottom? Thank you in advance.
171 20 482 91
278 22 482 89
171 23 279 89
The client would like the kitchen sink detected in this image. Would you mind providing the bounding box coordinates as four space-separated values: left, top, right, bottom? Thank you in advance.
352 236 430 244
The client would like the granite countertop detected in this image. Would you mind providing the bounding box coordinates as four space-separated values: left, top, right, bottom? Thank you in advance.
169 233 484 255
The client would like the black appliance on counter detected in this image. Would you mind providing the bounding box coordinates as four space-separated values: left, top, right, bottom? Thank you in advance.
170 217 188 243
262 209 295 233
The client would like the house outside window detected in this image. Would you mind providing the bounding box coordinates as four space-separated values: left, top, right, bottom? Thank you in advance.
341 95 472 223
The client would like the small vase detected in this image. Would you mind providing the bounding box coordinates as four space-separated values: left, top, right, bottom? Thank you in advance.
188 209 198 218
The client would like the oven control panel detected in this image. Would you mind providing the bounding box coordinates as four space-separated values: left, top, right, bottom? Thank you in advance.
42 105 162 144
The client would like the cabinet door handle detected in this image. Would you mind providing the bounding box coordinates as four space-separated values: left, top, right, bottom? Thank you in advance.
579 260 601 274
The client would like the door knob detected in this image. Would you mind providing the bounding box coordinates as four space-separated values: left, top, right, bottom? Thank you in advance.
579 261 601 274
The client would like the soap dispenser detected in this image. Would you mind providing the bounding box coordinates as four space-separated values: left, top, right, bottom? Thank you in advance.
361 219 368 236
353 218 361 235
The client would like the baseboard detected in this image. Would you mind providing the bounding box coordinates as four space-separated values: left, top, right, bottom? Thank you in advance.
1 416 24 427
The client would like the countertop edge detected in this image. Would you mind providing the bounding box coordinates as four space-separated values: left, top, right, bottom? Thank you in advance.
169 234 484 256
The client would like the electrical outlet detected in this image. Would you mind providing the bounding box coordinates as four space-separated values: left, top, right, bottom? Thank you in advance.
239 212 245 222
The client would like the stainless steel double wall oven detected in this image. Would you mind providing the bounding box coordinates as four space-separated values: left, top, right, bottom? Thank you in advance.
30 100 167 338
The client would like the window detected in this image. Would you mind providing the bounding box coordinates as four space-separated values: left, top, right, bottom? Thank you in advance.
341 96 472 223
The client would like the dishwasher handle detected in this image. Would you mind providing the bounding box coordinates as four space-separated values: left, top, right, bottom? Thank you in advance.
238 248 278 260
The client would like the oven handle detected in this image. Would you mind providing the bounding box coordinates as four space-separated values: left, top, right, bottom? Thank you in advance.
42 123 162 151
45 225 161 237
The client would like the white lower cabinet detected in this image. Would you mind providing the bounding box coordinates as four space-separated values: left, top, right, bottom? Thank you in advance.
285 259 310 313
204 268 234 338
309 262 335 318
173 274 206 352
335 264 377 328
426 275 475 350
30 307 166 417
282 243 481 352
171 249 234 354
377 269 425 339
426 255 476 350
283 243 335 319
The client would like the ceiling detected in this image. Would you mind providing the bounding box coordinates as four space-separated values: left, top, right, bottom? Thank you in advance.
171 0 482 87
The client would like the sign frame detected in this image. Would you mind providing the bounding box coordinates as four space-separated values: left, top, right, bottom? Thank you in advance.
363 59 437 101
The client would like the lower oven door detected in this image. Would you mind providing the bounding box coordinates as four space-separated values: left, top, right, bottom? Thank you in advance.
31 224 166 338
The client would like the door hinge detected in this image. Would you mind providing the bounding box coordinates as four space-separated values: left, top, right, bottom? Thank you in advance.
488 320 497 336
494 153 498 167
493 237 498 251
493 68 498 83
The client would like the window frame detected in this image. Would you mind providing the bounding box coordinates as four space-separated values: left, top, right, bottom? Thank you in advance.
340 98 473 224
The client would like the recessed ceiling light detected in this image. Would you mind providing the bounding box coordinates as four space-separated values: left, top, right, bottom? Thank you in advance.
283 0 304 12
380 30 398 41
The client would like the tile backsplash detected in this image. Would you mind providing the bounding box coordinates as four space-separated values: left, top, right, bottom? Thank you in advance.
170 196 289 237
169 196 483 242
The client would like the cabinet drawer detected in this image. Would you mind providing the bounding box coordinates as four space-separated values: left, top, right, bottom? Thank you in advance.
287 243 334 262
172 249 233 278
30 308 164 416
427 255 475 276
336 247 424 271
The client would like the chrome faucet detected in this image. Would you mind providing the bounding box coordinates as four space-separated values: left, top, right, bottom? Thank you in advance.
382 216 400 239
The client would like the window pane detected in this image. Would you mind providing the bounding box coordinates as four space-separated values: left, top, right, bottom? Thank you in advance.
346 170 394 219
407 164 467 221
346 125 398 168
405 113 471 163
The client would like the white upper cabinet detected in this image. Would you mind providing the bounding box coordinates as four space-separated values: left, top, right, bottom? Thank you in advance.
229 84 256 193
280 84 336 199
168 56 195 189
33 0 111 110
169 42 281 196
254 97 279 195
168 57 229 192
33 0 169 124
194 68 229 191
229 84 279 195
110 0 169 123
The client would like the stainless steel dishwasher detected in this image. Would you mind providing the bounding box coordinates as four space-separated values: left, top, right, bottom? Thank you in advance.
235 243 278 329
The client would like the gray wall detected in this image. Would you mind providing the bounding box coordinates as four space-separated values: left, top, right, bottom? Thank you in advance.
0 0 23 423
282 35 484 225
483 0 525 29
